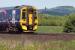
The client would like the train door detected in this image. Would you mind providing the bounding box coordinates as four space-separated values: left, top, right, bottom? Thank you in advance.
28 9 33 25
27 9 34 30
27 8 38 31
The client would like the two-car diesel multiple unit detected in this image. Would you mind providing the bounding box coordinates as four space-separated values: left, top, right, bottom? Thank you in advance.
0 5 38 32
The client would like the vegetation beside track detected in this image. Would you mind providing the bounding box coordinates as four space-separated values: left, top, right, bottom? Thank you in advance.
37 14 66 33
36 26 63 33
38 14 67 26
0 40 75 50
38 13 75 33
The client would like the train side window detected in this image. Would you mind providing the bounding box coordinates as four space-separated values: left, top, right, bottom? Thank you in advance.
1 12 6 19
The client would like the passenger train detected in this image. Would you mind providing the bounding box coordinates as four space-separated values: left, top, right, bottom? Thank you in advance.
0 5 38 32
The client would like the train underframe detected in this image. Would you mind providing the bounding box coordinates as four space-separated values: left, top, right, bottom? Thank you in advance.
0 22 35 32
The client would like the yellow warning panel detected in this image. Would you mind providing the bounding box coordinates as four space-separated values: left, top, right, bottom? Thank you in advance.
29 14 32 25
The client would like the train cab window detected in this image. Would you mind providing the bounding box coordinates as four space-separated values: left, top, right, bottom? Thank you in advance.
22 12 26 19
33 11 37 19
23 9 26 11
28 9 37 19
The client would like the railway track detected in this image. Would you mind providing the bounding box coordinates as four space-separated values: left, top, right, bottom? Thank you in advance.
0 33 75 41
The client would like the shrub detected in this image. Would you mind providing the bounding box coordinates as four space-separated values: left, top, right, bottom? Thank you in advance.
63 14 75 33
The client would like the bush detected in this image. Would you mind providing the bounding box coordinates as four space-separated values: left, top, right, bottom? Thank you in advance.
63 14 75 33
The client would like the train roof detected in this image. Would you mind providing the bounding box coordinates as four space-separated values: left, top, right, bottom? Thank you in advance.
0 5 33 10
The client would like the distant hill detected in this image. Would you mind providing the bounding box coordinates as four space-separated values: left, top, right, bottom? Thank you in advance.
38 6 75 16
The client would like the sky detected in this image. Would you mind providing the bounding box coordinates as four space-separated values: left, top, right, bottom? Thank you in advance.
0 0 75 9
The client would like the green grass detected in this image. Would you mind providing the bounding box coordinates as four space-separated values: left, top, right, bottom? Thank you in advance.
36 26 64 33
0 40 75 50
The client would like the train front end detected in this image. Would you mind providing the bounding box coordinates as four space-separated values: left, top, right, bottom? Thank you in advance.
20 6 38 32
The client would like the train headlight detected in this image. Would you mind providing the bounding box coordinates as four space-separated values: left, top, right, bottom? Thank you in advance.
35 19 38 24
33 25 37 30
22 26 27 30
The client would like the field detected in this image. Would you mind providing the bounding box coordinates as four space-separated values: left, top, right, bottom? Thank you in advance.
36 26 64 33
0 34 75 50
0 40 74 50
0 40 75 50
